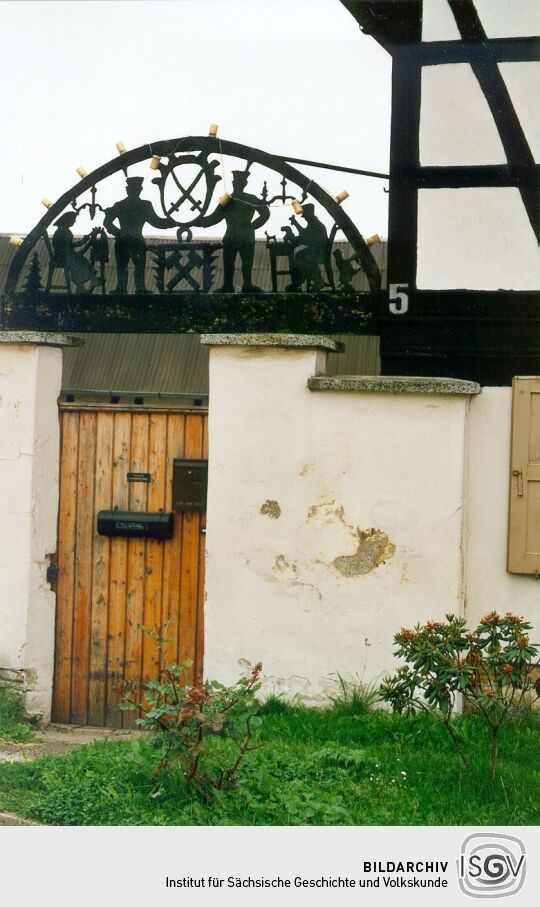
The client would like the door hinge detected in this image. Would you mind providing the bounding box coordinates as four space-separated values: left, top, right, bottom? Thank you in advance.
46 553 58 591
512 467 524 496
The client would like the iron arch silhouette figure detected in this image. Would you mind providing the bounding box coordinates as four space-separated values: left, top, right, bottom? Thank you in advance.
103 176 174 293
50 212 101 293
284 204 329 291
182 169 270 292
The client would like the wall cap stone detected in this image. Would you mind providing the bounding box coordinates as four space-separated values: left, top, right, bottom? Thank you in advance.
308 375 482 395
201 333 344 352
0 331 83 348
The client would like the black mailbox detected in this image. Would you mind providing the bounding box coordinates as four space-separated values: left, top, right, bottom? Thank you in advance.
173 459 208 512
97 511 174 539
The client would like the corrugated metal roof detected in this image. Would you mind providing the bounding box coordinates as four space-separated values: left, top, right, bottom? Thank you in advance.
0 237 17 290
61 332 380 395
1 235 383 393
327 334 380 376
62 332 211 394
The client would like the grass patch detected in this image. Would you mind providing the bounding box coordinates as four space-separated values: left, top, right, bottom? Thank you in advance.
0 704 538 825
0 684 34 743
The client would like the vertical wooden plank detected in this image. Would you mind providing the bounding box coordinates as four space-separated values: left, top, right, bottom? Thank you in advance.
87 412 113 726
178 414 204 683
529 385 540 462
509 378 530 572
105 412 131 727
70 411 97 724
141 414 168 685
509 378 529 569
525 387 540 555
54 405 207 727
123 414 149 728
508 378 540 573
195 414 208 683
52 411 79 723
161 414 185 669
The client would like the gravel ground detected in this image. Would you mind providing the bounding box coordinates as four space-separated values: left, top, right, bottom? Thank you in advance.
0 723 140 764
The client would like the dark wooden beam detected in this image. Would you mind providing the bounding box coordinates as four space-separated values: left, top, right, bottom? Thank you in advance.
380 290 540 385
412 36 540 65
401 164 540 190
340 1 422 51
387 50 421 291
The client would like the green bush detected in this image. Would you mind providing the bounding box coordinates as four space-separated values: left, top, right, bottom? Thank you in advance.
380 611 540 779
115 628 264 797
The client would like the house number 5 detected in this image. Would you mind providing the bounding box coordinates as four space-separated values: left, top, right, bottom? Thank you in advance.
389 283 409 315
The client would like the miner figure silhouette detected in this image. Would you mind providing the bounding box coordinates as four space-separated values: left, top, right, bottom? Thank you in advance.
184 169 270 292
104 177 174 293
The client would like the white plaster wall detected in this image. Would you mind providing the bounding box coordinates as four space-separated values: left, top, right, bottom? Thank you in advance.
420 65 505 166
423 0 540 41
422 0 461 42
473 0 540 39
417 187 540 290
464 388 539 629
499 62 540 162
205 346 469 701
0 343 62 718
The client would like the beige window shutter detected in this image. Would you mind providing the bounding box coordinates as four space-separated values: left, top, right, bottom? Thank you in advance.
508 377 540 574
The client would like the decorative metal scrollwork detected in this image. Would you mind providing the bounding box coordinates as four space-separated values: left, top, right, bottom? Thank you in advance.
5 136 381 300
153 151 221 226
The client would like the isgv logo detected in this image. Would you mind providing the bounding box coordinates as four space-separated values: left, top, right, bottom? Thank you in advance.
458 833 526 898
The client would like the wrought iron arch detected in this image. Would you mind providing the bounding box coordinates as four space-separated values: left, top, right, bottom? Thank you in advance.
3 136 381 334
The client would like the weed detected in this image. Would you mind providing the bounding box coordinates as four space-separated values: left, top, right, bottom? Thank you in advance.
0 684 34 743
327 673 380 715
259 696 290 716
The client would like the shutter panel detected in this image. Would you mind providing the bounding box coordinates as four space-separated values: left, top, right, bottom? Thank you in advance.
507 377 540 574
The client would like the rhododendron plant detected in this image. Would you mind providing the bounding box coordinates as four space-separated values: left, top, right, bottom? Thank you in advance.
380 612 539 779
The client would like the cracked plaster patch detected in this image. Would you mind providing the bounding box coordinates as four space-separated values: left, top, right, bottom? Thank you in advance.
333 528 396 577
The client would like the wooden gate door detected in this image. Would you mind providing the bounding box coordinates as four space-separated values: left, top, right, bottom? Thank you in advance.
52 404 208 727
